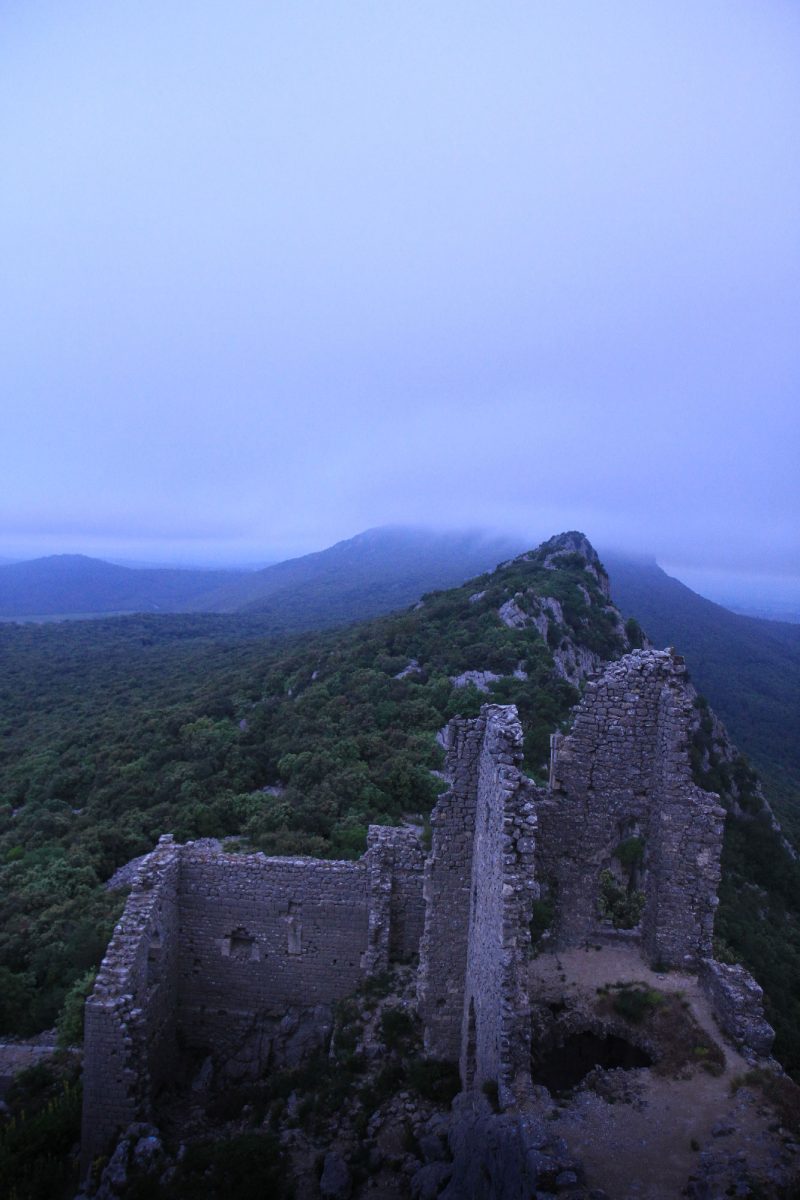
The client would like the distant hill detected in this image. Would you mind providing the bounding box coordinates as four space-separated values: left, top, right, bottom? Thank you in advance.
188 526 527 627
604 553 800 833
726 600 800 624
0 530 526 623
0 555 248 619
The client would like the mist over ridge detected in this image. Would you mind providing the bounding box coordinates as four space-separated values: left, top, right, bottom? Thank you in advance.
1 3 797 587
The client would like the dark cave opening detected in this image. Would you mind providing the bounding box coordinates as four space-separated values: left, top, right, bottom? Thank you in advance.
532 1030 653 1095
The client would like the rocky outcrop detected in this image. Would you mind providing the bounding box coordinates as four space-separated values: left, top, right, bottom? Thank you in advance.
700 959 775 1058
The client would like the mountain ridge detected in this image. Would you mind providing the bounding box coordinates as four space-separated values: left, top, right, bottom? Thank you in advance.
0 528 527 623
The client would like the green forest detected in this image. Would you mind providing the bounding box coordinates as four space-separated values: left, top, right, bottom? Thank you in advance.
1 537 798 1082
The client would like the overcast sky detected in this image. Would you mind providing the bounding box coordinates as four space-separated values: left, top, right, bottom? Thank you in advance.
1 3 798 594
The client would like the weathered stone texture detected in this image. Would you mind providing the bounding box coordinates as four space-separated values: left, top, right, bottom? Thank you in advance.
418 706 537 1104
81 827 424 1169
416 716 484 1061
81 835 180 1173
537 649 726 968
177 847 369 1065
700 958 775 1057
460 707 537 1103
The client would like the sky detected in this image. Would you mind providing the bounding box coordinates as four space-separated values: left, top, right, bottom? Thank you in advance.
1 2 798 602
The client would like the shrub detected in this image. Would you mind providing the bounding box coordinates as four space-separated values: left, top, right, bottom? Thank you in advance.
598 870 645 929
408 1058 461 1104
529 897 555 949
379 1006 416 1051
624 617 645 649
614 837 644 870
56 968 96 1047
611 985 664 1024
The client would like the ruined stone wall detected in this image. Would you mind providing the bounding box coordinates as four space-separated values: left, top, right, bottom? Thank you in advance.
81 827 424 1170
81 836 180 1173
459 707 538 1105
418 707 537 1104
536 650 725 968
176 847 370 1064
700 959 775 1058
417 717 484 1061
363 826 426 972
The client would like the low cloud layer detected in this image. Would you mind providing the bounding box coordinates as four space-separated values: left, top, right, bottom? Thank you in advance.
1 3 797 586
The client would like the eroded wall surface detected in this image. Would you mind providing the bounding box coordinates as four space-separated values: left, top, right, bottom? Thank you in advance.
459 707 538 1105
537 649 725 967
177 848 369 1064
81 826 424 1170
81 836 180 1173
418 706 537 1103
416 716 484 1061
81 651 749 1175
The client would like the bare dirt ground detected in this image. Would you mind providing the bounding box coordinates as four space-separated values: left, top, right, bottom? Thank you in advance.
529 945 796 1199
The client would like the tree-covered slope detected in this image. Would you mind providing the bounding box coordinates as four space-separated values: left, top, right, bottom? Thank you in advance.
604 554 800 835
0 534 798 1077
189 526 526 625
0 555 248 618
0 528 524 625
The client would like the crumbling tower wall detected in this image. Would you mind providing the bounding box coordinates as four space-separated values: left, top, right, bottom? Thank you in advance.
416 716 484 1062
418 706 538 1103
80 836 180 1174
536 649 725 967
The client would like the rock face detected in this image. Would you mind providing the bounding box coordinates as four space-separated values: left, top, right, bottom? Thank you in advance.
320 1151 352 1199
80 649 777 1191
439 1094 580 1200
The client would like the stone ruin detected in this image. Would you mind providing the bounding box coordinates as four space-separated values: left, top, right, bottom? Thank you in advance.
80 648 775 1176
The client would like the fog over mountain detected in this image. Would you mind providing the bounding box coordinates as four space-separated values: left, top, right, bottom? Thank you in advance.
1 3 797 587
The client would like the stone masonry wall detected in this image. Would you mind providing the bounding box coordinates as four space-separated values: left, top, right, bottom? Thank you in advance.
82 650 751 1174
700 959 775 1058
459 707 538 1106
418 706 537 1103
362 826 426 972
81 827 424 1172
416 716 485 1061
536 650 725 968
81 835 180 1174
176 847 370 1066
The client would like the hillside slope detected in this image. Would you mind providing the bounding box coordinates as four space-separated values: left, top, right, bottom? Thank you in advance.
189 526 527 624
604 554 800 833
0 529 525 624
0 555 248 618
